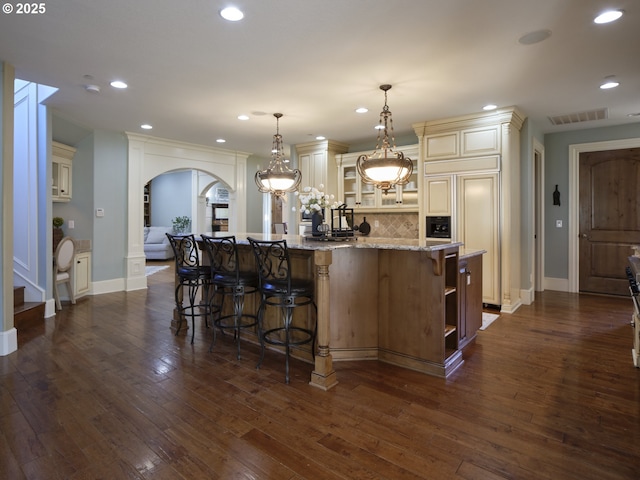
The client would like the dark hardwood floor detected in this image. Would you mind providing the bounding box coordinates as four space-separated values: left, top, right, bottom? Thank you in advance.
2 264 639 479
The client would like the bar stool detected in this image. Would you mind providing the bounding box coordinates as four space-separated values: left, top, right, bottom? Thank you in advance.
248 237 316 384
166 233 214 344
200 235 258 359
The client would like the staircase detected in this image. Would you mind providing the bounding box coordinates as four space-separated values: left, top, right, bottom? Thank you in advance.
14 286 45 332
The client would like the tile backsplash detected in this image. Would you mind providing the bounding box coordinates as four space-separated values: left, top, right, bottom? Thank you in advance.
354 212 419 239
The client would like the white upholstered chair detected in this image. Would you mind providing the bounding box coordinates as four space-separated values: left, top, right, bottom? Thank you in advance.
54 236 76 310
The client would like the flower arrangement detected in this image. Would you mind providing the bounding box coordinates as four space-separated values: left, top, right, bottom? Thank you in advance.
295 184 342 214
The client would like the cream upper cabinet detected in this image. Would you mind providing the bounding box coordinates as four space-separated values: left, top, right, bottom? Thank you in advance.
423 125 500 161
52 141 76 202
424 176 452 216
295 140 349 197
336 145 419 212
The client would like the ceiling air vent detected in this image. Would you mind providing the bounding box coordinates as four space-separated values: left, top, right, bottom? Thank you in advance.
548 108 608 126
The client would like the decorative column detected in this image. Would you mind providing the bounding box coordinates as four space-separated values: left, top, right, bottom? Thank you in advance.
310 249 337 389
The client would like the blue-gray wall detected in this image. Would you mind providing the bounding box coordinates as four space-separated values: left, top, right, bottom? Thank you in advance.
151 171 193 228
544 122 640 279
92 130 127 281
52 119 129 283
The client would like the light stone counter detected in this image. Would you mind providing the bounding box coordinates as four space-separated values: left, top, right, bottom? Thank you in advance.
204 231 461 252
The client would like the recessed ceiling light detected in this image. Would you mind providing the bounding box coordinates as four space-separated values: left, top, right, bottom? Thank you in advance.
483 104 497 111
374 124 385 130
355 107 368 114
141 124 153 130
627 113 640 118
216 138 226 143
237 114 249 121
315 136 326 140
600 77 620 89
220 7 244 21
84 84 101 93
594 10 623 24
110 80 128 89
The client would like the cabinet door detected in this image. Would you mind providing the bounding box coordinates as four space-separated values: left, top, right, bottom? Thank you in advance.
457 173 499 305
341 164 358 208
59 162 72 200
424 175 452 216
52 160 72 202
464 254 483 338
458 254 483 349
398 159 419 208
300 151 326 188
73 252 91 297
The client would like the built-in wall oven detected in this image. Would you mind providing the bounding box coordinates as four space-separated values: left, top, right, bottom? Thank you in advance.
426 216 451 239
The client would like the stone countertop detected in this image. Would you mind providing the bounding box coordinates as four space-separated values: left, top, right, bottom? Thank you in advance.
203 232 462 253
460 248 486 259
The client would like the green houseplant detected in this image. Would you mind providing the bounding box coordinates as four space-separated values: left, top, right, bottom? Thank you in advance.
172 216 191 234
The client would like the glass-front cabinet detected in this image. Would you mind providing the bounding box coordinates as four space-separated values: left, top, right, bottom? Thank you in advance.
337 145 418 211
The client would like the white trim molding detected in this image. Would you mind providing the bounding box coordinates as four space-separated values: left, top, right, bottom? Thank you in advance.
568 138 640 292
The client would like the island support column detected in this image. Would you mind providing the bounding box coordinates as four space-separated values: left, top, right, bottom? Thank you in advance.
310 249 338 390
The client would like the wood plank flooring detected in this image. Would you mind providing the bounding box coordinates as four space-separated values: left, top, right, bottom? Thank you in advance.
2 263 639 479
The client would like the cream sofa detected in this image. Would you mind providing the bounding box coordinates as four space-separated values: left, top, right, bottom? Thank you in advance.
143 226 174 260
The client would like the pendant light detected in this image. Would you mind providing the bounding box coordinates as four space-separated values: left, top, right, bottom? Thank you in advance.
356 84 413 194
255 113 302 198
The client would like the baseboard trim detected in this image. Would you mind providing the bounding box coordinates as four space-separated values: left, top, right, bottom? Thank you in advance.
544 276 570 292
0 328 18 356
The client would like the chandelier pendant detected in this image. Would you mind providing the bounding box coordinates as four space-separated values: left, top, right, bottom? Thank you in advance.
356 84 413 194
255 113 302 198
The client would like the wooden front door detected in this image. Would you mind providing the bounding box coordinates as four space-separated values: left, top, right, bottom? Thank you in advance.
579 148 640 295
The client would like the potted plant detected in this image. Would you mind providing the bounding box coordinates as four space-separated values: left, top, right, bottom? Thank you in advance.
172 216 191 234
53 216 64 252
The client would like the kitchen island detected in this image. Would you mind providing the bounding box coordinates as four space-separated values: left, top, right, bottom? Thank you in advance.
184 233 484 390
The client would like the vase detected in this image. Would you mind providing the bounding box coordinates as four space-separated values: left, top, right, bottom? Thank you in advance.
53 227 64 253
311 211 324 237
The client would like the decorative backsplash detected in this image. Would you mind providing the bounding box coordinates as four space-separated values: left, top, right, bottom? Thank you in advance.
353 212 419 239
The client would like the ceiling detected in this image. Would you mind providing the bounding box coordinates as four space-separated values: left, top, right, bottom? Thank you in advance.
1 0 638 156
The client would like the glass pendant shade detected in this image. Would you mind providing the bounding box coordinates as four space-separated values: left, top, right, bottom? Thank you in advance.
255 113 302 198
356 84 413 194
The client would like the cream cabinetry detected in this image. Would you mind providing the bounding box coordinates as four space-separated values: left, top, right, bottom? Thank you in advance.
296 140 349 197
424 125 500 160
424 176 452 216
414 107 525 312
336 145 419 211
73 251 91 298
52 141 76 202
423 165 500 304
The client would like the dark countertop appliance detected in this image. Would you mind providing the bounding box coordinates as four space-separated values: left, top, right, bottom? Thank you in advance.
426 216 451 239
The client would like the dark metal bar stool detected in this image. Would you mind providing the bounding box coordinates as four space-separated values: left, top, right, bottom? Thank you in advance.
248 237 317 384
200 235 258 359
166 233 214 344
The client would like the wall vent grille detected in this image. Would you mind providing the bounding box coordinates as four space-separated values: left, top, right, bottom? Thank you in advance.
548 108 608 126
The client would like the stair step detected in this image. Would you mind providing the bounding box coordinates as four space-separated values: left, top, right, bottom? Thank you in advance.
14 286 25 308
14 301 45 331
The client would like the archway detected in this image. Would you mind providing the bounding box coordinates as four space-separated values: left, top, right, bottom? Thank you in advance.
125 133 250 291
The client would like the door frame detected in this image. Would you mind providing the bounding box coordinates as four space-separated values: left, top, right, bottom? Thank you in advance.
532 138 545 295
568 137 640 293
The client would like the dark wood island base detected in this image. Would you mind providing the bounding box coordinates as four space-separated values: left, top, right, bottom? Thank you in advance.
172 233 484 389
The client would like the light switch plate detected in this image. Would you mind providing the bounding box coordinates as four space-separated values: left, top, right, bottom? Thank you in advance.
96 208 105 217
556 220 562 228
